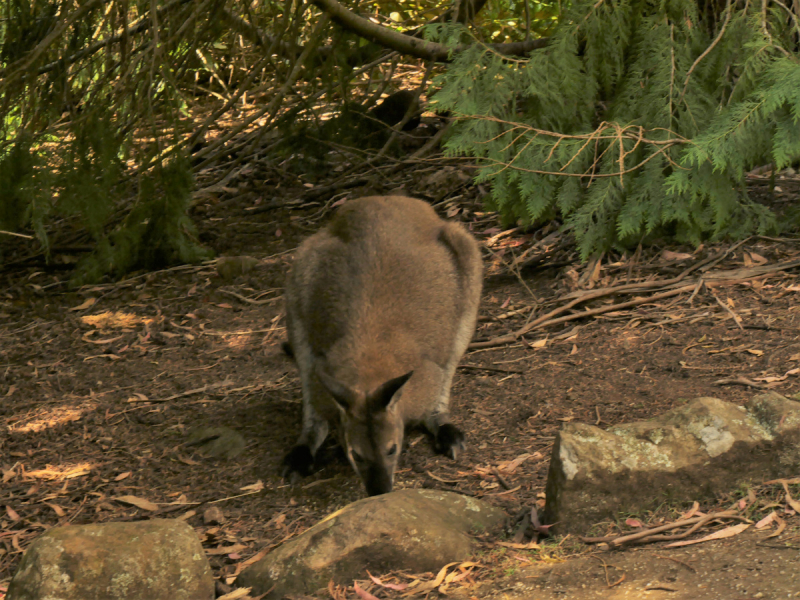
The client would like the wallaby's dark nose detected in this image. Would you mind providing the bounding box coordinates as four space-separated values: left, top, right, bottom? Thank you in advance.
364 466 392 496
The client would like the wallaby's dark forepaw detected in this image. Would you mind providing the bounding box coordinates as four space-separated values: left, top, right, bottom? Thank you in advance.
282 444 314 482
435 424 465 460
281 341 294 359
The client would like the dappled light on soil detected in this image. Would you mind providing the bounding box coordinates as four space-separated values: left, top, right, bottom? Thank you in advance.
8 404 94 434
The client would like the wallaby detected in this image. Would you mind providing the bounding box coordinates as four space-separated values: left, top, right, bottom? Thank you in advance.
282 196 483 496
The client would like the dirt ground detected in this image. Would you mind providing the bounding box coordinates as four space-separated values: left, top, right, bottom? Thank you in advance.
1 169 800 599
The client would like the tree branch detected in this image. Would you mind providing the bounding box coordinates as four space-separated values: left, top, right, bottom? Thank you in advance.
311 0 548 61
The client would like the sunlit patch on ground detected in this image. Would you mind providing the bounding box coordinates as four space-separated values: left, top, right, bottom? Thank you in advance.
80 311 154 330
8 403 94 434
24 463 93 481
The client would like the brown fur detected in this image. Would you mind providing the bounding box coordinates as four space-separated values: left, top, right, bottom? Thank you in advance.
283 196 483 495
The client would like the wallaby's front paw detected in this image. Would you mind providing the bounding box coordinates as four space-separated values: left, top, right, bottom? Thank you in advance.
282 445 314 482
435 424 465 460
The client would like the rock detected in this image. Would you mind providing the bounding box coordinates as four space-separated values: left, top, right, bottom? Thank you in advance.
544 393 800 534
185 426 246 459
7 519 213 600
237 489 505 598
215 256 260 281
203 506 225 525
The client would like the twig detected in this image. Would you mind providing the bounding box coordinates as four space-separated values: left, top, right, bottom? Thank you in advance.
680 0 732 100
219 290 281 305
581 510 740 546
652 553 697 573
492 467 512 490
713 293 744 329
714 376 766 389
457 364 523 374
0 230 35 240
145 380 237 403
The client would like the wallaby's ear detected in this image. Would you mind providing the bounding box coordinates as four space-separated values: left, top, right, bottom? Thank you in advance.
315 363 357 412
371 371 414 410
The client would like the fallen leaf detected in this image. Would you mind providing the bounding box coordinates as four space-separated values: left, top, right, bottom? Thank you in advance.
216 587 252 600
766 515 787 538
497 453 534 474
747 349 764 356
236 548 270 572
368 572 408 591
81 331 124 344
2 465 17 483
5 385 17 397
70 297 97 311
114 472 131 481
402 562 459 597
240 480 264 492
114 495 159 511
755 511 776 529
571 344 578 355
6 505 20 521
216 303 234 309
530 338 548 348
664 523 750 548
662 250 693 261
782 483 800 513
354 582 380 600
206 543 247 556
496 541 541 549
269 513 286 528
45 503 66 517
625 518 645 528
749 252 768 265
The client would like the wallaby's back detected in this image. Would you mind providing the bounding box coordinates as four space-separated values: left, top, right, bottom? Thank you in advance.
283 195 482 494
288 196 479 392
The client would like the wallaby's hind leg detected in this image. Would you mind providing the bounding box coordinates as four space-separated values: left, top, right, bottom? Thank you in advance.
426 413 466 460
422 362 466 460
424 221 482 461
282 314 330 481
282 374 330 480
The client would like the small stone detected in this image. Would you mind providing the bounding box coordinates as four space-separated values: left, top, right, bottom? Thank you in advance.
7 519 213 600
237 489 505 598
185 426 246 459
203 506 225 525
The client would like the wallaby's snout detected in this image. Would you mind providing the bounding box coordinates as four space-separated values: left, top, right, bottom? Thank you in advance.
282 196 483 496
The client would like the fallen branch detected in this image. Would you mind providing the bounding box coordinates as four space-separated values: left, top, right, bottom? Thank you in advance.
714 376 767 389
470 255 800 350
581 509 749 548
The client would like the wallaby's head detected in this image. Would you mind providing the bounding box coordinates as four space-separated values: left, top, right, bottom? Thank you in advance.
316 365 413 496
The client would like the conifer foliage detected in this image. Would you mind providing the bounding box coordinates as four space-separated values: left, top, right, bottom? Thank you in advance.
0 0 224 282
431 0 800 257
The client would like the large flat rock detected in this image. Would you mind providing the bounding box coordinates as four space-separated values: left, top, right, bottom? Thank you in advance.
7 519 213 600
544 393 800 534
237 488 505 598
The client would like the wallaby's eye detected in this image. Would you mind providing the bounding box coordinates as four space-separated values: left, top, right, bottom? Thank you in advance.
387 444 397 457
352 451 366 464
